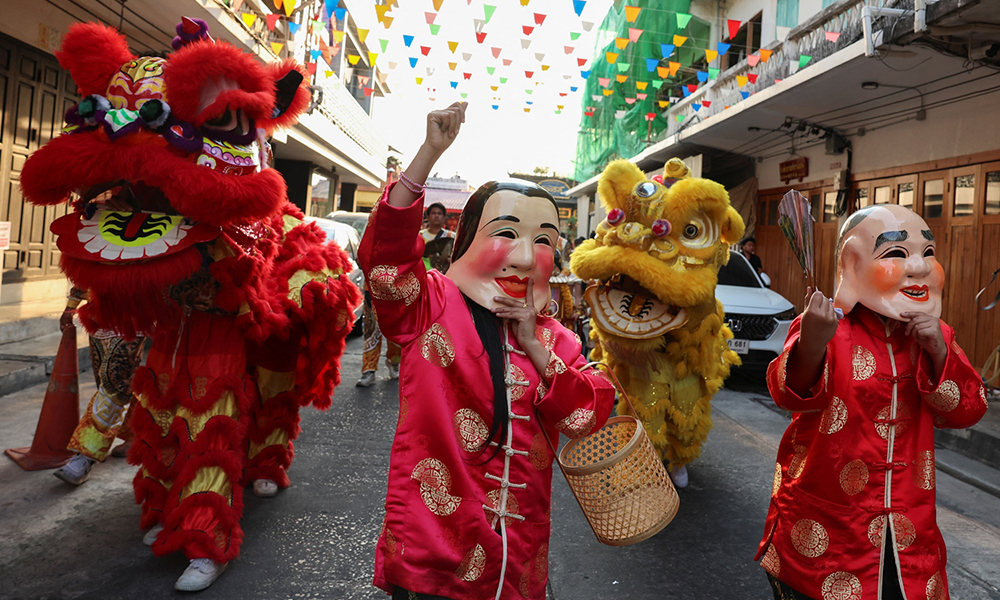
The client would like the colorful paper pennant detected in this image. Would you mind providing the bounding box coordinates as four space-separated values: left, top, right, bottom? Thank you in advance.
677 13 692 28
625 6 641 22
760 48 772 62
573 0 586 17
606 52 618 64
748 54 760 67
241 13 257 28
646 58 659 72
727 19 741 40
825 31 841 42
270 41 284 55
483 5 496 23
799 54 812 68
660 43 675 58
628 28 642 43
705 49 718 62
673 35 687 47
616 74 628 83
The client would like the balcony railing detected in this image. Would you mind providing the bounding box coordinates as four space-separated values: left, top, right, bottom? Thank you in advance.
660 0 912 139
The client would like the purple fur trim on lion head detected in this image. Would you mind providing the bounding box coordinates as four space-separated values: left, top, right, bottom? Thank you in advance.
172 17 211 50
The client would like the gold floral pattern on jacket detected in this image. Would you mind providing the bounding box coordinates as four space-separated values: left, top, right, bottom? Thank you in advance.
912 450 935 490
926 572 946 600
788 445 808 479
852 345 876 381
790 518 829 558
868 513 916 550
454 544 485 582
508 364 528 402
925 379 960 412
819 396 848 434
556 408 597 438
369 265 420 306
771 462 782 497
411 458 462 516
821 571 862 600
875 403 912 440
484 489 520 528
453 408 489 453
530 433 551 470
761 543 781 576
420 323 455 367
839 459 869 496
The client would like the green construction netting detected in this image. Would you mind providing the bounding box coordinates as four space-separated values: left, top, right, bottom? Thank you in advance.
574 1 710 181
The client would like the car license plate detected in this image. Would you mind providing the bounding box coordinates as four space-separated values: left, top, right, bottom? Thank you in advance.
728 339 749 354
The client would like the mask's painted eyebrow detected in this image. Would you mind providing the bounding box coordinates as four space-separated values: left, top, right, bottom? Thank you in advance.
874 230 908 252
921 229 934 241
540 222 559 232
479 215 520 231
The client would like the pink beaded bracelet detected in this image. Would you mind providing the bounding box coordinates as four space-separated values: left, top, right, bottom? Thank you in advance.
398 171 426 194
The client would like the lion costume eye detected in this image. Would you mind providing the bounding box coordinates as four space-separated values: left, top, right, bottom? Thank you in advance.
678 215 719 249
635 182 657 198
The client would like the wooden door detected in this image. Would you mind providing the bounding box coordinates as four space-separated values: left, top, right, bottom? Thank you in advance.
0 34 75 282
974 161 1000 366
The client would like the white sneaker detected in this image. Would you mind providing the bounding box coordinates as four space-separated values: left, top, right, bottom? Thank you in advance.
174 558 227 592
356 371 376 387
669 464 689 489
386 359 400 380
54 454 96 485
143 523 164 546
253 479 278 498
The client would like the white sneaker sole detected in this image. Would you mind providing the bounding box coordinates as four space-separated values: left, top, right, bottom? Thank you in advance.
174 561 228 592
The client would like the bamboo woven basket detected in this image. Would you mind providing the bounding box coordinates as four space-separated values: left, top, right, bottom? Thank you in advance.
546 362 679 546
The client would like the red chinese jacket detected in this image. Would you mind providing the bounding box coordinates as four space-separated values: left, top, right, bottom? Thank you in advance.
757 306 987 600
359 184 615 600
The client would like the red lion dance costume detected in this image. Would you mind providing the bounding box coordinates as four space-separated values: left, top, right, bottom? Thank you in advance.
19 18 360 589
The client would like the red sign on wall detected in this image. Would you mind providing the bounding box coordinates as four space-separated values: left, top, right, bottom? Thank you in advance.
779 157 809 183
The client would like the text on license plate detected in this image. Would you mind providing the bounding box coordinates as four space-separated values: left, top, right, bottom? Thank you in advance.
728 339 749 354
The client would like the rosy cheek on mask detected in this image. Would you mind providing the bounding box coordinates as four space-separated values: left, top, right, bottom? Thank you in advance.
475 238 513 272
534 248 554 277
871 260 901 291
929 261 945 288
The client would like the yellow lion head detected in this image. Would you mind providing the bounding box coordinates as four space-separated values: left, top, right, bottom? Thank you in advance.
571 158 745 342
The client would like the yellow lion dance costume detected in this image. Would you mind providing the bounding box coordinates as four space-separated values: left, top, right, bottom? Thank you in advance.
571 158 745 474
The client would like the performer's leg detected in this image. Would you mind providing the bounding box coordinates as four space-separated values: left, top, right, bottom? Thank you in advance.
131 312 249 591
243 335 301 498
359 292 382 387
386 339 402 379
57 334 143 484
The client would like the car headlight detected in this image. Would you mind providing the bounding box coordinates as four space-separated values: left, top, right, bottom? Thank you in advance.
774 308 798 321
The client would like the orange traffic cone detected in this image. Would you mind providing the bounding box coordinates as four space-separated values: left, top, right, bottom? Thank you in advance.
5 317 80 471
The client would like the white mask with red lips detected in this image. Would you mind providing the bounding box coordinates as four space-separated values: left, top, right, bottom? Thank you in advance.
447 188 559 314
833 204 945 321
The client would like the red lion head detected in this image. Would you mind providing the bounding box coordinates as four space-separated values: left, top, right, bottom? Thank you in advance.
21 19 309 230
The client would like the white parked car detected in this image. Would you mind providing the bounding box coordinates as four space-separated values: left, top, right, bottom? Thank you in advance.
715 251 797 375
303 216 365 334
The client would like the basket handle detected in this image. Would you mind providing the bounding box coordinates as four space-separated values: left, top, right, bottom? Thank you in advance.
537 361 636 463
580 361 639 418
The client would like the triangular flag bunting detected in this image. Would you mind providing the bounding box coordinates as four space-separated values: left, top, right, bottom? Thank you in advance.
660 44 675 58
333 31 345 43
799 54 812 68
535 52 545 61
668 61 681 76
645 112 656 121
748 54 760 67
602 89 613 96
283 0 295 17
702 100 711 107
615 38 628 50
687 84 698 92
491 85 498 91
448 41 459 53
598 77 610 87
677 13 692 28
416 77 423 84
492 47 501 58
425 12 437 24
476 32 487 43
305 62 317 75
646 58 659 72
573 0 586 17
502 58 512 66
241 13 257 28
616 74 628 83
534 13 546 25
636 93 646 100
705 49 718 62
500 77 508 83
409 57 418 67
657 66 668 77
521 39 531 49
288 22 300 34
524 26 534 35
380 39 389 52
525 71 534 78
692 103 701 112
541 64 550 71
727 19 741 40
324 70 334 78
582 21 593 31
580 69 591 78
736 75 748 87
747 73 758 83
402 34 414 47
651 80 663 88
429 24 441 35
760 48 772 62
625 6 640 22
266 14 280 31
487 66 496 75
677 114 686 122
578 58 588 66
334 7 346 20
483 5 496 23
606 51 618 64
433 0 445 10
696 71 707 82
421 46 431 56
357 29 369 43
348 54 360 65
617 62 630 72
570 32 581 40
659 100 669 107
717 42 731 54
565 46 574 54
708 67 720 78
628 28 642 43
450 81 458 89
673 35 687 46
448 62 457 70
740 91 750 99
271 42 284 55
625 97 636 105
825 31 841 42
376 5 392 23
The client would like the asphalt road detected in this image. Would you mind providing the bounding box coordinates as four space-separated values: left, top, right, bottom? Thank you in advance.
1 339 998 600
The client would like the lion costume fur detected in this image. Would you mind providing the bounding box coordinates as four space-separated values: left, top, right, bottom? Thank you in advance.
571 158 745 468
